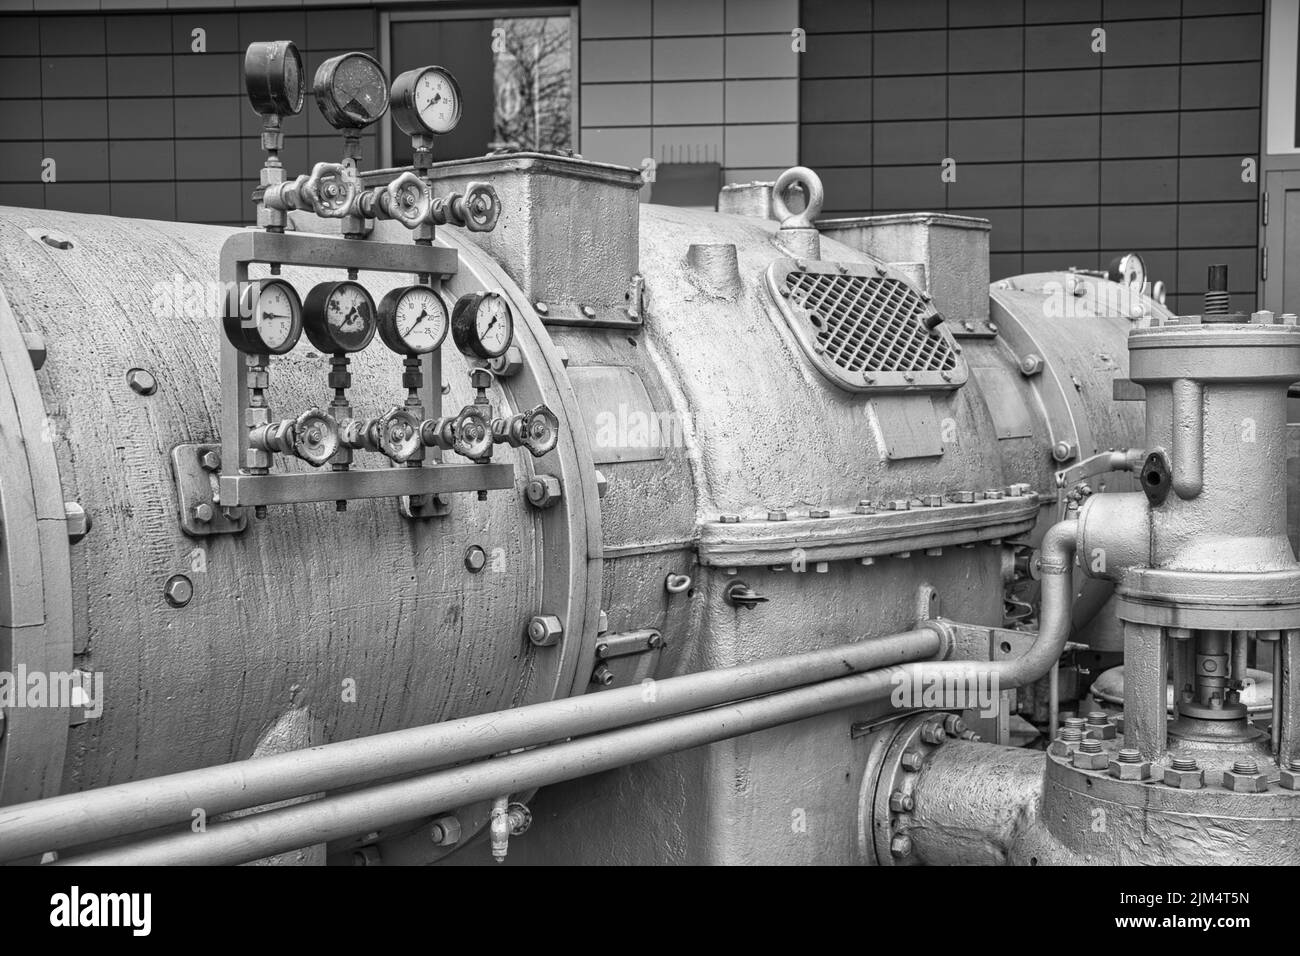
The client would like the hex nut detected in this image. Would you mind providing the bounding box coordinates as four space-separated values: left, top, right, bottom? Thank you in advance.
1072 749 1110 770
1279 768 1299 791
200 449 222 472
1048 737 1080 758
464 545 487 573
527 614 563 646
525 473 562 509
1163 767 1205 789
888 790 914 813
1107 758 1152 781
919 722 947 745
430 815 462 846
489 346 524 379
1222 768 1270 792
889 833 912 858
1085 722 1117 741
900 750 925 772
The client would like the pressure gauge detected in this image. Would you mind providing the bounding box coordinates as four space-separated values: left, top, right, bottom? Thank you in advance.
244 41 305 116
390 66 463 136
1108 253 1147 293
377 285 449 355
304 280 377 353
313 53 390 130
225 278 303 355
451 292 515 359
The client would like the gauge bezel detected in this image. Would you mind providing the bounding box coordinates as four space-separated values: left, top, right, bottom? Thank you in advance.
313 52 390 130
390 65 463 137
304 280 378 354
377 284 450 355
244 40 305 116
451 291 515 360
224 277 303 356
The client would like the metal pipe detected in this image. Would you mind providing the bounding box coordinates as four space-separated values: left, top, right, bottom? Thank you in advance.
60 519 1080 867
1274 638 1284 757
0 628 942 862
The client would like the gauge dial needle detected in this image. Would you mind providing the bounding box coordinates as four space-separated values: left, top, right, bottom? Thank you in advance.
262 312 287 320
484 316 499 335
339 306 360 330
403 309 429 337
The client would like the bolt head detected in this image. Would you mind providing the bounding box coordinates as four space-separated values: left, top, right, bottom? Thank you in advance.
1072 749 1110 770
1107 757 1151 781
430 815 462 846
200 450 222 472
900 750 924 772
1222 768 1270 792
527 614 563 646
163 574 194 608
464 545 487 572
525 473 562 509
193 502 214 523
64 502 90 543
889 833 912 858
127 368 157 396
1163 767 1205 789
888 790 914 813
1279 768 1299 791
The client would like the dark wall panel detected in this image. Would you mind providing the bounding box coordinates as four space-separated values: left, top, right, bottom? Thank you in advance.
0 9 378 226
799 0 1264 309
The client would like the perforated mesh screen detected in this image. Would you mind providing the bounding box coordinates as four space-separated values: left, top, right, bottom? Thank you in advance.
785 271 957 375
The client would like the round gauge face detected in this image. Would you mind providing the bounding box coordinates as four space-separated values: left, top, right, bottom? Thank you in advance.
304 280 377 353
392 66 462 136
225 278 302 355
1108 252 1147 292
378 285 449 355
314 53 389 129
244 41 305 116
452 291 514 359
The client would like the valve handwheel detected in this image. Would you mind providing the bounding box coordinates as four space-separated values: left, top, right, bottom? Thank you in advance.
382 172 433 229
301 162 358 218
292 408 341 466
377 408 424 462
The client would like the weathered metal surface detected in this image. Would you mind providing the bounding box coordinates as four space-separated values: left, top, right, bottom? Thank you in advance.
0 205 592 809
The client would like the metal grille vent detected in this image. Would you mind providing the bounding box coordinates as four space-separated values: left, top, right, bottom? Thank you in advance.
768 260 967 392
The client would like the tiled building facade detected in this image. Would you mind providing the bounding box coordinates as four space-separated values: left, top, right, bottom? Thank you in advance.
0 0 1286 314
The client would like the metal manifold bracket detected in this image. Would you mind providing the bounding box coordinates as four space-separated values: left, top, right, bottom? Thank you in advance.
171 443 247 537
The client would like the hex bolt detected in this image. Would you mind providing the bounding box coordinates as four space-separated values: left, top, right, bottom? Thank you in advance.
854 500 875 514
1049 727 1084 757
64 502 91 543
163 574 193 608
591 664 615 686
1052 440 1078 463
200 450 222 472
942 714 966 737
920 722 947 745
767 508 788 521
1164 754 1205 789
1063 717 1087 733
809 508 830 519
719 514 741 523
580 305 596 319
527 614 563 647
127 368 158 396
889 833 912 858
1072 738 1109 770
1107 748 1152 781
1223 758 1270 792
534 301 549 315
464 545 487 573
525 474 562 509
1280 757 1300 791
193 502 214 523
888 791 914 813
1019 353 1044 376
900 750 925 772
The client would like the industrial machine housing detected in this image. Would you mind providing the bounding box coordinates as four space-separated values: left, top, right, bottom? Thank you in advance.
0 42 1295 867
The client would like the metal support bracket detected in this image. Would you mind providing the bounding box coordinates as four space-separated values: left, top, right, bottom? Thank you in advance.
171 443 247 537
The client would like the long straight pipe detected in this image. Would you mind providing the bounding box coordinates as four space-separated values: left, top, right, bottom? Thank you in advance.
0 628 941 862
52 519 1080 867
